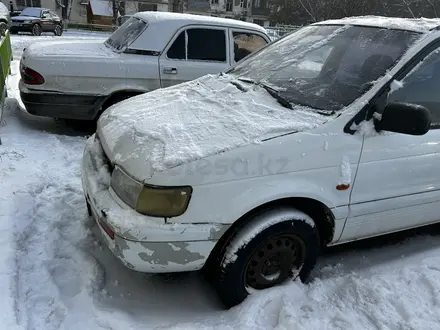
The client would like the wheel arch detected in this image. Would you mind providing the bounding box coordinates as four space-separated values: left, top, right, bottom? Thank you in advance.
204 197 335 271
97 89 146 118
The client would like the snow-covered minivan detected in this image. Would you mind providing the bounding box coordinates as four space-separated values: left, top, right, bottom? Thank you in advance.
82 16 440 308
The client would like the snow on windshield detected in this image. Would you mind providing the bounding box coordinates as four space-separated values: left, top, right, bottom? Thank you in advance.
227 25 422 113
105 17 147 51
20 7 42 17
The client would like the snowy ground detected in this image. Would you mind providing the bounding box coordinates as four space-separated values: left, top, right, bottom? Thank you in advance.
2 31 440 330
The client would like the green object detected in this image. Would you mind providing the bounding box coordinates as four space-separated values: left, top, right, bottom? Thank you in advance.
0 29 12 123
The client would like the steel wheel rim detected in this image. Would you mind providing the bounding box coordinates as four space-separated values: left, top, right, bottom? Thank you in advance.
55 26 61 35
244 234 306 290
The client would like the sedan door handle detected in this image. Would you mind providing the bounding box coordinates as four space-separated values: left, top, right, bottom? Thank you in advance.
163 67 178 74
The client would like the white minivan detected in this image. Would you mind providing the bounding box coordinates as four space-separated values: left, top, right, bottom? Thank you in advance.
81 16 440 308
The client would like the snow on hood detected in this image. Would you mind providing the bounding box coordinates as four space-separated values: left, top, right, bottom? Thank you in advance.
25 40 114 58
98 73 329 181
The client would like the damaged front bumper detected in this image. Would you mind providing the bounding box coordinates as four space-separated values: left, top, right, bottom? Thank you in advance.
81 134 227 273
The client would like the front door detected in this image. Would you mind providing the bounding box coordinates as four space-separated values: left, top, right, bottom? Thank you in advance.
159 26 230 88
40 10 54 32
341 43 440 242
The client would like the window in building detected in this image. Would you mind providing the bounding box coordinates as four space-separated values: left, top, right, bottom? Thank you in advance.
138 3 157 11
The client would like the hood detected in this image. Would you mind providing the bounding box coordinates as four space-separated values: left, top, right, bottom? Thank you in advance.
12 16 39 21
98 73 329 182
24 40 114 58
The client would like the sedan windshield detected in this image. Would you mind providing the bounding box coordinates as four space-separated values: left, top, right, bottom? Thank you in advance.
105 17 147 52
226 25 422 113
20 8 42 17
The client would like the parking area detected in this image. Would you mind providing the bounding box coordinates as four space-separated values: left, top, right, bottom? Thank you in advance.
3 31 440 330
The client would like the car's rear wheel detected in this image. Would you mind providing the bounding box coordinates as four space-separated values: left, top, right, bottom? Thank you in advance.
62 119 96 132
54 24 63 36
31 24 41 36
214 208 320 308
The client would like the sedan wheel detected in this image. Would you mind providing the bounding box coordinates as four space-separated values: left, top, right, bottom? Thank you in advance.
32 24 41 36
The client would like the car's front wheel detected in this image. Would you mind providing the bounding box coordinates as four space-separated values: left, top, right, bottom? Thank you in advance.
215 208 320 308
31 24 41 36
54 24 63 36
0 22 7 36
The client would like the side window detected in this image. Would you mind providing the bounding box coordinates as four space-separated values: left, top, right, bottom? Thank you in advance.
41 11 49 18
387 48 440 129
232 31 267 62
49 11 59 19
167 28 227 62
187 29 226 62
167 31 185 60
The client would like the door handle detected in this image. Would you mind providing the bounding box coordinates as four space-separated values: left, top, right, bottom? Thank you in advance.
163 67 178 74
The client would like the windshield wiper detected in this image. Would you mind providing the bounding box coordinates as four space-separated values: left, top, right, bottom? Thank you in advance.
237 78 293 110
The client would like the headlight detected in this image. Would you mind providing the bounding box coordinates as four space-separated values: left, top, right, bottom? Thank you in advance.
110 167 192 217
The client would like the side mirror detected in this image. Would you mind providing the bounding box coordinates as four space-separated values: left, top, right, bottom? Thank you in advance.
376 102 431 135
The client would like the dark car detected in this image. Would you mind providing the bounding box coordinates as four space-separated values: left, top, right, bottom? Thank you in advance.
10 7 63 36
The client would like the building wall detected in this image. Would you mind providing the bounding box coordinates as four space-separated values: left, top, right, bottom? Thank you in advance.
69 0 88 24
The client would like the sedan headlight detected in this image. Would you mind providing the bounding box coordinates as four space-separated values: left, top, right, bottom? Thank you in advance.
110 167 192 217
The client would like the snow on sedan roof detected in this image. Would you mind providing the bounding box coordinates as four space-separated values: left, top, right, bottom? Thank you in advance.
134 11 267 33
128 11 268 53
314 15 440 33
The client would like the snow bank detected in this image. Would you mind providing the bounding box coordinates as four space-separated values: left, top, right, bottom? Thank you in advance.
98 73 329 178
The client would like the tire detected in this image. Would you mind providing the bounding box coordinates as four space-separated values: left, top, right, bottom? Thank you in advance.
31 24 41 36
0 22 7 36
54 24 63 36
10 30 17 35
215 208 320 308
62 118 97 133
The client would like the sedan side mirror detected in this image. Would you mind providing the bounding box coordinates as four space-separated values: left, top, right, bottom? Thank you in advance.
376 102 431 135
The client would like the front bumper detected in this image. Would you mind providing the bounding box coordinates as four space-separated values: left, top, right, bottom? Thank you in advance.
19 79 104 120
10 22 33 31
81 134 224 273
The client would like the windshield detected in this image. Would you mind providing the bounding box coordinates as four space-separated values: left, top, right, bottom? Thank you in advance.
20 8 42 17
227 25 422 113
105 17 147 52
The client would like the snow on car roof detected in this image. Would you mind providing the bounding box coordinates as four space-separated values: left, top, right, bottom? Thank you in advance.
134 11 267 34
314 16 440 33
129 11 268 52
